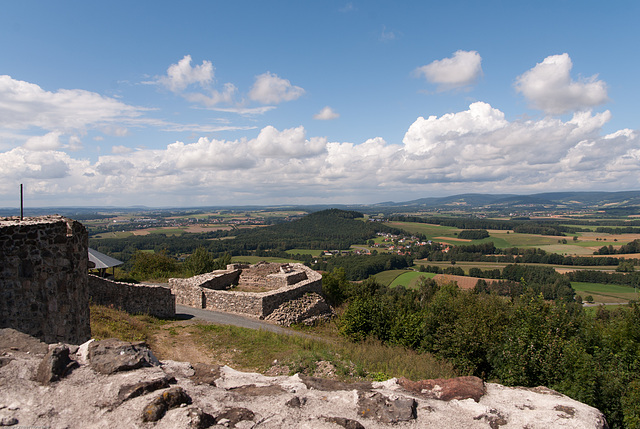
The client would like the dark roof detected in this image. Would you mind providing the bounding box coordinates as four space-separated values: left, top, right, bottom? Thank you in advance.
88 248 123 269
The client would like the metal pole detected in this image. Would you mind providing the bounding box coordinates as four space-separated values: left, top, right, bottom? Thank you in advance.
20 184 23 221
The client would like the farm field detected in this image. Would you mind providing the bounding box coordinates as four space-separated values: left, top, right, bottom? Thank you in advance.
92 231 134 239
372 270 437 288
391 221 640 257
413 260 619 274
285 248 323 257
372 270 412 286
572 282 638 304
390 271 437 289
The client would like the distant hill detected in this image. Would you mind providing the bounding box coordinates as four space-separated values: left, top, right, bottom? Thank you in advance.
369 191 640 213
4 191 640 216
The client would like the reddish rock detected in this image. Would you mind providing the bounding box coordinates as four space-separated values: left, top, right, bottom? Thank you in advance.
398 376 486 402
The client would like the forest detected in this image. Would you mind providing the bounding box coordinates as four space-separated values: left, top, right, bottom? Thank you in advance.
91 209 402 263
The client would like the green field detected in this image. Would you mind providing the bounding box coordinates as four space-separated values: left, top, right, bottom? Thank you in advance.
413 260 619 274
389 220 640 256
285 248 323 257
390 271 436 289
372 270 412 286
372 270 436 289
390 221 563 249
92 231 134 239
572 282 638 304
231 255 298 264
388 222 460 238
147 228 187 236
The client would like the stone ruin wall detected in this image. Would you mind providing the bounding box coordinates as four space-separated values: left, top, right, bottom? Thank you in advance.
169 263 323 318
0 216 91 344
169 270 241 307
266 270 308 289
88 275 175 319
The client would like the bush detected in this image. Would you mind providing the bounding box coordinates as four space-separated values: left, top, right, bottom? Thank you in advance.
130 250 181 281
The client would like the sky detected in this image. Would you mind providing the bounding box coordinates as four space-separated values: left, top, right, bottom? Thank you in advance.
1 0 639 208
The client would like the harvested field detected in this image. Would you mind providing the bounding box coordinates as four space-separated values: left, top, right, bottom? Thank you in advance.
432 274 503 290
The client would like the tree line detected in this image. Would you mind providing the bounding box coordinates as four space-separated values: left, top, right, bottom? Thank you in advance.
323 271 640 428
387 215 589 235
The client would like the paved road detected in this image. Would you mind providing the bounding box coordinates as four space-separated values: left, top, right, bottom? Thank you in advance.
175 304 317 339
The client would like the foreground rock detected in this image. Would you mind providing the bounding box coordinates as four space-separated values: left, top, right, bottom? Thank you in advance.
0 329 608 428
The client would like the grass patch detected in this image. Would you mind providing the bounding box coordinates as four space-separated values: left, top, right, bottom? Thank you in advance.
389 221 566 249
92 231 134 239
285 248 323 257
388 222 460 238
572 282 638 303
372 270 412 287
147 227 187 236
390 271 436 289
89 304 456 382
191 323 456 381
90 304 163 342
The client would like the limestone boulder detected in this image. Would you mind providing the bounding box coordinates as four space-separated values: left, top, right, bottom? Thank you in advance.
88 338 159 374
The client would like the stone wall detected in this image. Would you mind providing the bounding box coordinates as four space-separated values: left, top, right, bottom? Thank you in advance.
266 270 308 289
0 216 91 344
169 270 241 308
169 263 323 318
88 275 175 318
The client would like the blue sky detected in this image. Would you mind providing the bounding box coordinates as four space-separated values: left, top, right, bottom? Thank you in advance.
1 1 639 207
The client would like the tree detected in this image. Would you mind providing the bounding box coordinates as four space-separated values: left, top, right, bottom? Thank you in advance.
183 247 216 276
616 261 635 273
322 268 350 306
130 250 180 281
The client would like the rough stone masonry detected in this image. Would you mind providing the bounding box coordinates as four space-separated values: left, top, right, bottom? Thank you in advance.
0 215 91 344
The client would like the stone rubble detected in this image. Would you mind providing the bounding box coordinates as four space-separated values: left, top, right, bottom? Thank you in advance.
264 292 335 326
0 329 610 428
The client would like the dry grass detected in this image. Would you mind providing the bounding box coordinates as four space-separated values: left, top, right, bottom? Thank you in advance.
432 274 503 290
89 304 457 382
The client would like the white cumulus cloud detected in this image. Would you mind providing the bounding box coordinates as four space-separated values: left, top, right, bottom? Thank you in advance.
313 106 340 120
249 72 305 104
415 50 483 90
23 131 63 151
153 55 238 107
2 104 639 206
157 55 214 93
515 53 609 115
0 75 143 132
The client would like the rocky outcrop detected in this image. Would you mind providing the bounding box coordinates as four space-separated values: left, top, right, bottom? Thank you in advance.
0 329 609 428
87 338 160 374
